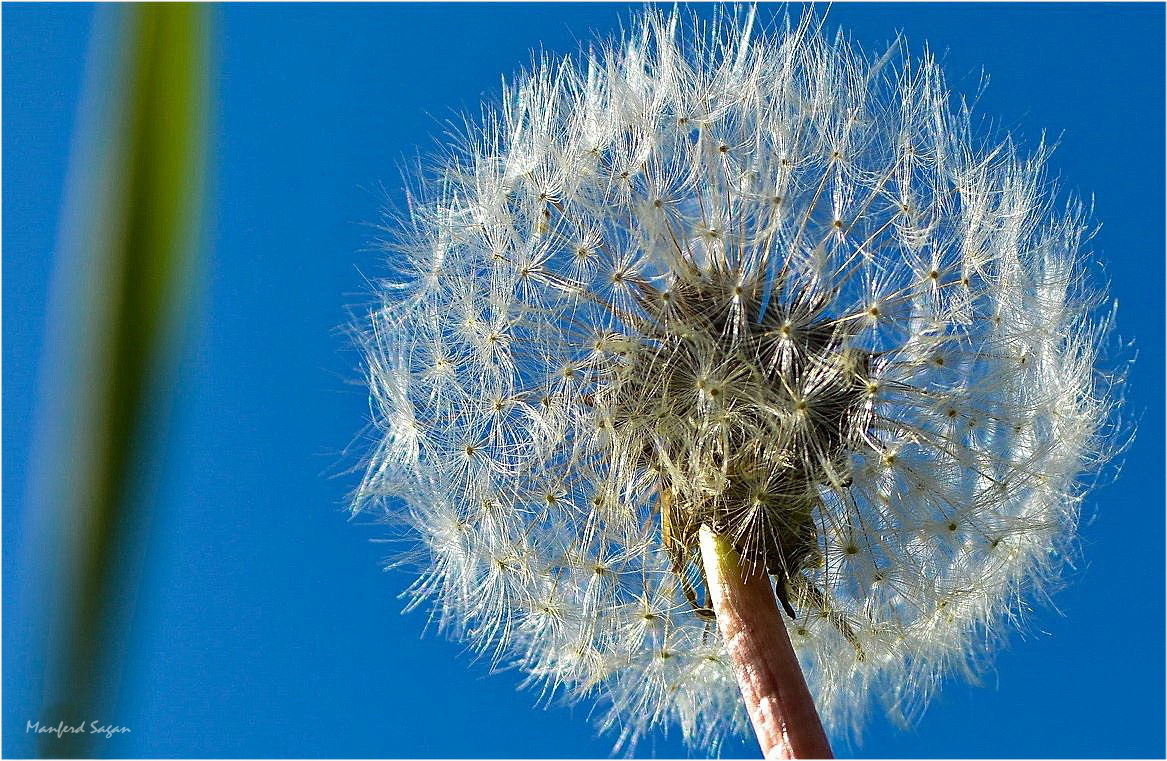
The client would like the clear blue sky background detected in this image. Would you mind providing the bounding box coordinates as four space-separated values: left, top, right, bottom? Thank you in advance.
4 3 1163 758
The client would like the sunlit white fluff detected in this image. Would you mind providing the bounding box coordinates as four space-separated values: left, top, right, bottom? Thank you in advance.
354 7 1116 752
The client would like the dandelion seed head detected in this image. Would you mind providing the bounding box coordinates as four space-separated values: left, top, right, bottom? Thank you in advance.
354 6 1119 751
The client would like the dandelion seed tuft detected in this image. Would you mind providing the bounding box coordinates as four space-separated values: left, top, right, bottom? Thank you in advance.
353 7 1120 752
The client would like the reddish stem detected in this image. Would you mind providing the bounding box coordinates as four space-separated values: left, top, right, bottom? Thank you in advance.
699 525 833 760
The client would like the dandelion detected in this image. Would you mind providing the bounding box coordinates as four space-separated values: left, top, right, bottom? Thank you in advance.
353 7 1117 756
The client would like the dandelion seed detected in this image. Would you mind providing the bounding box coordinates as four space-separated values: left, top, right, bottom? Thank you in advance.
353 7 1119 756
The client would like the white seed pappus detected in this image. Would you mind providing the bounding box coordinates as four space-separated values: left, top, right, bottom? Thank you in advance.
353 7 1117 753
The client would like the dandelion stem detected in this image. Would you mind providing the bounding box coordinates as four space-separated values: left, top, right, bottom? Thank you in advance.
698 524 833 760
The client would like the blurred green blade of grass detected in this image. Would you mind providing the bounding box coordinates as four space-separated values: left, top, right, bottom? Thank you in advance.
39 4 207 757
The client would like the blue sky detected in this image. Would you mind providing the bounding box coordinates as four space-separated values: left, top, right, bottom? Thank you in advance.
4 3 1164 758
